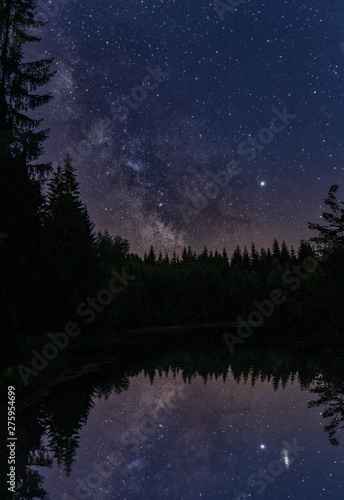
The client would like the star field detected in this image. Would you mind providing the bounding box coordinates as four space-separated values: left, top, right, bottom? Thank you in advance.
30 0 344 254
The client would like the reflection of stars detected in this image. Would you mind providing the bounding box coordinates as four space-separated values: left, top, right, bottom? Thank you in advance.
260 444 266 449
280 447 291 469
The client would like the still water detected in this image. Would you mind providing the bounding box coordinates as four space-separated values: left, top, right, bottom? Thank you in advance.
11 341 344 499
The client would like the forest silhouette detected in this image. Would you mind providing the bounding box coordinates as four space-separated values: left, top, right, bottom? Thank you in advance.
1 5 344 499
1 1 344 359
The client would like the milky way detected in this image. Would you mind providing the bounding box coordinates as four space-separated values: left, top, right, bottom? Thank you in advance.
29 0 344 254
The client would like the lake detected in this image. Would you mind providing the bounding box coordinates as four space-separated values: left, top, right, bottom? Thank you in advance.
9 336 344 499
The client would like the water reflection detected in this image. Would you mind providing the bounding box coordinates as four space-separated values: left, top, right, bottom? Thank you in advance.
7 337 344 499
308 375 344 447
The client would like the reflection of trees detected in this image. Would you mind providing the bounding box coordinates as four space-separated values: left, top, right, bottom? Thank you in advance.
308 376 344 446
13 337 344 498
13 367 133 497
14 449 52 500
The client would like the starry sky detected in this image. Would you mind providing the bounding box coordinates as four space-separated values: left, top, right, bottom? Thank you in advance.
29 0 344 255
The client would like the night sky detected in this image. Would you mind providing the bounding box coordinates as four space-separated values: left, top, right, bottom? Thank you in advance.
28 0 344 255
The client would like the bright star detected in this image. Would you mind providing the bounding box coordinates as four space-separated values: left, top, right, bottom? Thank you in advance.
260 181 266 186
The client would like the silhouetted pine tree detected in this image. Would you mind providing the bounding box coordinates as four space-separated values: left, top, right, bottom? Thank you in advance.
280 240 290 266
171 251 178 266
231 245 242 270
272 238 280 259
297 240 314 261
242 246 250 270
0 0 54 344
0 0 54 171
250 243 259 269
42 155 95 327
308 185 344 250
290 245 297 263
199 245 209 262
145 245 156 265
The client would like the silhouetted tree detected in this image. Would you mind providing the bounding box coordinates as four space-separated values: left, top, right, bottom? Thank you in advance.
309 376 344 446
250 243 259 269
145 245 156 265
0 0 54 343
272 238 280 259
308 184 344 251
0 0 54 171
42 155 95 326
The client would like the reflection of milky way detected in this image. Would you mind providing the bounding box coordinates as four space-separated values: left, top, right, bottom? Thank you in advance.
31 0 344 253
39 371 344 500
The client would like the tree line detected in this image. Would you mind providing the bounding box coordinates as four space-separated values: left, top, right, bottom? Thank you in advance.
1 1 343 353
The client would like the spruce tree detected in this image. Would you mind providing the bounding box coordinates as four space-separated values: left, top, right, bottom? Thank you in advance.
42 155 95 327
297 240 314 261
242 246 250 269
146 245 156 265
250 243 259 269
200 245 209 261
231 245 242 270
272 238 281 259
280 240 290 266
157 251 163 264
0 0 54 343
0 0 54 172
308 184 344 250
